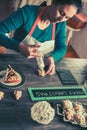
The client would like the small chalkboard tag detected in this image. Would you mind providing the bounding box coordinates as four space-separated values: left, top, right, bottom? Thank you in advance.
28 86 87 101
56 69 78 85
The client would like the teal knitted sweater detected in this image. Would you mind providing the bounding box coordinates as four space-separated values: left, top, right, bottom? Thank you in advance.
0 4 67 62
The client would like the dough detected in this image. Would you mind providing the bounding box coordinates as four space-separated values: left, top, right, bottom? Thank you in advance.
31 101 55 124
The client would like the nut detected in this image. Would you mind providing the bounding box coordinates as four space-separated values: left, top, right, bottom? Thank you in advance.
14 90 22 100
0 91 4 100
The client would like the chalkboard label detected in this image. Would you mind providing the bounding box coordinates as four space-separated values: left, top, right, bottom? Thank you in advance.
28 86 87 101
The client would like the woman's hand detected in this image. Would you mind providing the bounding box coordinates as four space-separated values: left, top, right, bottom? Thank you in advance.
45 56 55 75
18 43 42 58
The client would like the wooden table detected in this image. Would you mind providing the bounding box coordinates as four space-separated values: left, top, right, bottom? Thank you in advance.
0 54 87 130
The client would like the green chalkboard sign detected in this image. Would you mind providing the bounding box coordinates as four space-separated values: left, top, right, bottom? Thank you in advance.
28 86 87 101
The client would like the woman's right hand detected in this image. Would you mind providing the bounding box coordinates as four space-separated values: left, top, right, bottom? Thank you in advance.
18 43 42 58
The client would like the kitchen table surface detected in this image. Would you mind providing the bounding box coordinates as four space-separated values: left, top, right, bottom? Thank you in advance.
0 54 87 130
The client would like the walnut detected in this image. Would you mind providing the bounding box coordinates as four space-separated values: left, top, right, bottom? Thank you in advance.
73 103 84 113
85 114 87 120
0 91 4 100
74 113 86 126
65 109 74 120
62 100 73 109
14 90 22 100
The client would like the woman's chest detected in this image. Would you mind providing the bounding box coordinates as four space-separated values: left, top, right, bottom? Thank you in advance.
24 23 52 42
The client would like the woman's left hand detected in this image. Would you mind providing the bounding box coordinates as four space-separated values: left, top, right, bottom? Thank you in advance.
45 56 55 75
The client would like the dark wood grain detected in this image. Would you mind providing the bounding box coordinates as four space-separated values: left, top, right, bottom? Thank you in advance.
0 54 87 130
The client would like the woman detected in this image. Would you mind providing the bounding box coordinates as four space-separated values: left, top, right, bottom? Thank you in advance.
0 0 82 75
